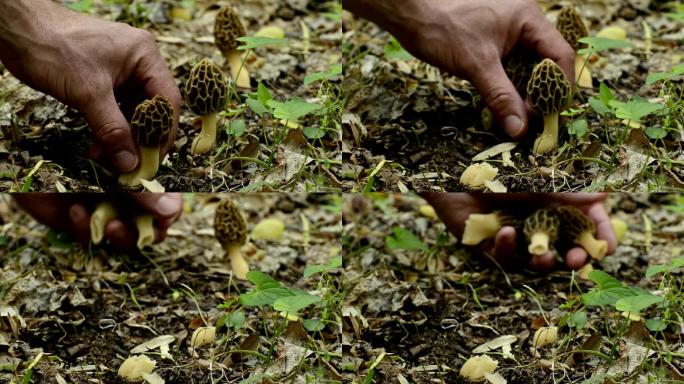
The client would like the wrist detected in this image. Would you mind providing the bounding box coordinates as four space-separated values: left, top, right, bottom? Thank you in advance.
344 0 427 40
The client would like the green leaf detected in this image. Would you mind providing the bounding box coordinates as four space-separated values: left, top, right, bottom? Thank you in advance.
645 126 667 140
303 256 342 278
46 230 75 250
645 318 667 332
227 118 246 137
302 318 325 332
273 294 321 314
615 294 664 314
303 126 325 139
236 36 289 50
588 97 610 116
304 64 343 86
257 82 272 106
609 97 664 123
246 98 268 117
228 310 246 329
581 270 640 306
568 310 587 329
569 119 589 138
599 83 615 106
268 97 322 123
385 227 428 251
578 37 635 56
646 65 684 85
239 271 295 307
645 257 684 277
66 0 93 12
384 37 413 61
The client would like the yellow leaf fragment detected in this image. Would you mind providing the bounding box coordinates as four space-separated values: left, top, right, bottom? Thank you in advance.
472 142 517 162
460 163 498 189
532 326 558 348
460 355 498 381
597 26 627 40
419 204 438 220
190 327 216 349
578 263 594 280
118 355 156 382
256 26 286 39
251 218 285 241
611 218 628 242
484 372 507 384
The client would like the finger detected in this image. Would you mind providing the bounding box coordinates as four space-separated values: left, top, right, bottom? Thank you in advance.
469 61 528 138
587 203 617 254
68 203 92 245
422 193 488 237
105 219 138 251
565 247 588 270
81 91 139 172
549 193 607 206
130 193 183 229
529 251 556 271
518 8 576 87
493 226 517 262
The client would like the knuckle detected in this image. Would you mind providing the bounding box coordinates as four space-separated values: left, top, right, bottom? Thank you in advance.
483 86 513 111
95 121 129 142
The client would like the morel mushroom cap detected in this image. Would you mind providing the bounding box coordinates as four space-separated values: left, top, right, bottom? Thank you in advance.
556 6 588 51
462 211 518 246
185 59 229 155
503 49 537 98
527 59 572 154
523 208 560 255
214 198 249 279
214 5 251 88
555 206 608 260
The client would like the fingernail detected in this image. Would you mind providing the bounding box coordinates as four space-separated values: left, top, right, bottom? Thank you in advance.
157 195 179 216
504 115 524 137
114 150 137 172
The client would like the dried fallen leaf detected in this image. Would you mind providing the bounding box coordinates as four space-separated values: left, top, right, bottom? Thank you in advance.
532 326 558 348
460 355 498 381
118 355 156 381
472 143 517 162
460 163 498 189
190 327 216 349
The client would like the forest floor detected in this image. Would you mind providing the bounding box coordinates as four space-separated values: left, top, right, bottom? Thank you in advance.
342 193 684 383
0 193 342 383
0 0 342 192
342 0 684 192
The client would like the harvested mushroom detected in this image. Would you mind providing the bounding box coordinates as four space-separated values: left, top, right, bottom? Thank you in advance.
214 198 250 279
462 212 517 246
556 6 592 88
91 202 117 245
459 355 498 381
523 208 560 255
119 95 173 187
136 215 155 249
214 5 251 88
527 58 572 155
460 163 498 189
556 206 608 260
118 355 156 381
185 59 229 155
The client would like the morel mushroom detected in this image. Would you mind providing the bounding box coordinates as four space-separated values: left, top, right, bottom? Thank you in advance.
503 49 537 98
527 59 572 155
119 95 173 187
214 198 250 279
523 208 560 255
556 206 608 260
214 5 251 88
91 202 118 245
185 59 229 155
557 6 592 88
462 211 517 246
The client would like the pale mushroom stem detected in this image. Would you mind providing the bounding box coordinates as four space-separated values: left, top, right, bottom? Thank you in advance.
462 213 503 245
192 114 218 155
225 49 251 89
91 202 117 245
575 55 593 89
533 113 560 155
528 232 550 255
118 146 161 187
226 243 249 279
577 231 608 260
135 215 155 249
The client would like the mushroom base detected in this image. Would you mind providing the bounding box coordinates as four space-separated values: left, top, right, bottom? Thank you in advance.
135 215 155 249
462 213 503 245
528 232 551 255
90 202 118 245
576 231 608 260
226 243 250 280
225 49 251 89
118 146 161 187
533 113 560 155
192 114 218 155
576 56 593 89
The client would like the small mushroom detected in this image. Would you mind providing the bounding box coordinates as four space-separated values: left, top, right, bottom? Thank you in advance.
462 211 517 246
119 95 173 187
135 215 155 249
185 59 229 155
555 206 608 260
556 6 592 88
527 58 572 155
118 355 156 381
214 198 250 279
214 5 251 88
91 202 118 245
523 208 560 255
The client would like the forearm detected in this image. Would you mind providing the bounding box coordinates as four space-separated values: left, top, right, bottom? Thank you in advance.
343 0 428 39
0 0 62 59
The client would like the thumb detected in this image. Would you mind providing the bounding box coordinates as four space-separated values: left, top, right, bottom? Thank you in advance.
80 91 139 172
470 62 528 139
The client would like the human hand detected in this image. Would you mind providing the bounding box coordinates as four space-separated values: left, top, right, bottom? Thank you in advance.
13 193 183 251
344 0 575 139
422 193 617 271
0 0 182 172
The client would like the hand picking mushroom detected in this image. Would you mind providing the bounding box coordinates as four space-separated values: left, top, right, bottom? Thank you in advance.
214 198 250 280
462 211 517 246
119 95 173 187
91 202 118 245
526 58 572 155
214 5 251 88
556 6 592 88
555 206 608 260
185 59 229 155
523 208 560 255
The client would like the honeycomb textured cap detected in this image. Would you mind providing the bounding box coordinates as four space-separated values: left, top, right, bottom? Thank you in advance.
214 198 247 246
503 50 537 97
214 5 246 53
555 205 594 239
526 59 571 115
185 59 229 115
523 208 560 240
556 6 588 51
131 95 173 147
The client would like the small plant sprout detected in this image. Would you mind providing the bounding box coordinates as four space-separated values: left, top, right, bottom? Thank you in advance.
214 198 250 280
557 6 592 88
119 95 173 187
527 58 572 155
462 212 517 246
556 206 608 260
90 202 117 245
523 208 560 255
214 5 251 88
135 215 155 249
185 59 229 155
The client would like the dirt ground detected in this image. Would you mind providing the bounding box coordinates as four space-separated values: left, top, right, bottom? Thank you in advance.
342 1 684 192
0 193 342 383
342 193 684 383
0 0 342 192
